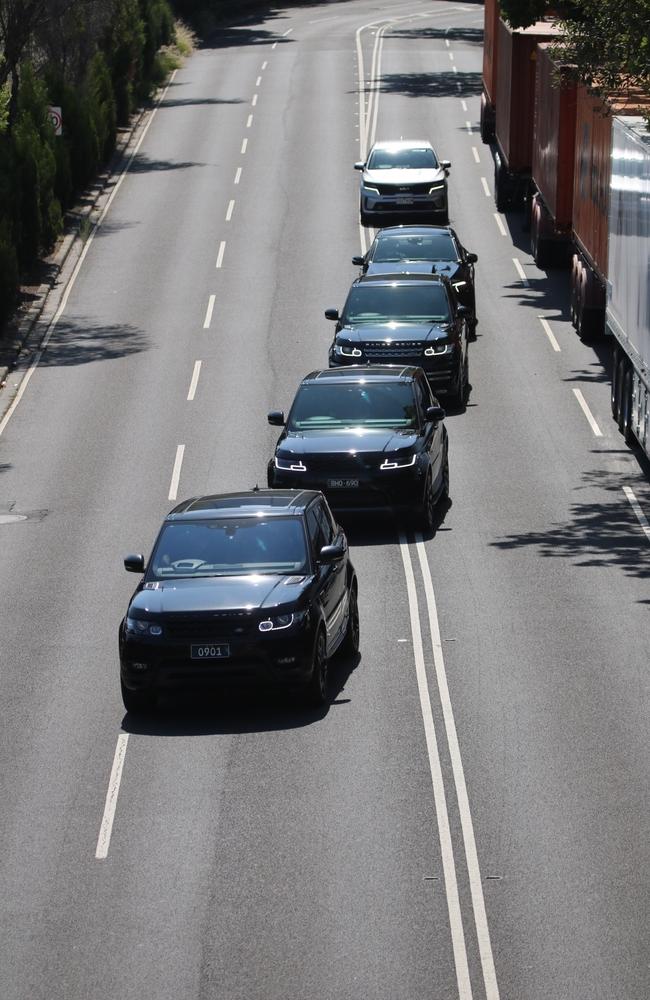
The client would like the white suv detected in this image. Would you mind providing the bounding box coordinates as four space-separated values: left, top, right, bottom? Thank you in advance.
355 140 451 226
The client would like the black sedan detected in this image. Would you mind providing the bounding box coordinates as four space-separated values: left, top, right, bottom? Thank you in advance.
267 366 448 529
352 224 478 334
119 490 359 712
326 273 470 407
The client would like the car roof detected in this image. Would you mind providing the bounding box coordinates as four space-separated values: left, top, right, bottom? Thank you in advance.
300 366 420 384
369 140 433 152
166 490 322 520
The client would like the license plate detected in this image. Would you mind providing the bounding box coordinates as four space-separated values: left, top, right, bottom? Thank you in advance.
327 478 359 489
395 198 413 205
191 644 230 660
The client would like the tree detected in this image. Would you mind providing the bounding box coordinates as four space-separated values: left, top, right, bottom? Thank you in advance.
558 0 650 100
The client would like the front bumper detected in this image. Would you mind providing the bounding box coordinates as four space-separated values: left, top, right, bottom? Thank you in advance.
329 348 458 392
361 187 447 216
270 462 426 512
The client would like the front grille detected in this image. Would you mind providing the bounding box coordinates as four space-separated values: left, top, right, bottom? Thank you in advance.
163 611 257 641
306 454 371 473
363 341 423 359
374 183 433 196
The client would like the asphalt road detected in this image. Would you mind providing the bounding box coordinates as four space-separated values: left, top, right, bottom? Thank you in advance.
0 2 649 998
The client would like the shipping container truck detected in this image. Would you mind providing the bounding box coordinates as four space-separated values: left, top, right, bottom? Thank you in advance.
608 117 650 459
480 0 500 143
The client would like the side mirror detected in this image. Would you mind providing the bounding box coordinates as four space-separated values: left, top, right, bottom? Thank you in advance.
351 255 365 266
324 308 339 321
457 304 469 316
440 159 451 171
267 410 285 426
466 252 478 264
426 405 446 423
124 553 145 573
319 542 345 564
354 161 365 171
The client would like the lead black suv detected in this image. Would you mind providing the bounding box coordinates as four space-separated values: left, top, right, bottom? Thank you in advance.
326 273 470 407
119 491 358 712
267 366 448 530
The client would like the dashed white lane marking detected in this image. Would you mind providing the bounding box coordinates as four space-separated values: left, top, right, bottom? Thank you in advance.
203 294 216 328
481 177 491 196
256 76 262 86
247 114 253 127
282 27 293 36
241 138 248 154
261 61 268 69
226 199 235 222
572 388 603 436
472 146 480 163
494 212 506 235
95 734 129 859
234 167 242 184
399 535 473 999
187 361 202 401
538 316 561 352
445 38 450 47
168 445 185 501
415 538 501 1000
252 93 258 106
216 241 226 269
272 41 277 50
461 99 468 111
512 257 529 286
623 486 650 543
449 51 454 60
465 121 472 134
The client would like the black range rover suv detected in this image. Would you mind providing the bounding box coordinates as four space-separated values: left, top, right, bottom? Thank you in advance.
326 273 470 407
119 491 358 712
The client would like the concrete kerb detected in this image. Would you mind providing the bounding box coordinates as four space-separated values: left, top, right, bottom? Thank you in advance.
0 103 149 417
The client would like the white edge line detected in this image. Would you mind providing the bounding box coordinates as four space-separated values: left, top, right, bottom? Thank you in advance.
493 212 506 234
415 537 500 1000
572 388 603 436
512 258 529 286
622 486 650 542
203 294 216 329
538 316 561 352
168 444 185 501
0 70 179 441
187 360 202 401
95 734 129 859
398 533 473 1000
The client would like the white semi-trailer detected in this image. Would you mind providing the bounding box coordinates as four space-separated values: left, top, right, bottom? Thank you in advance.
608 116 650 459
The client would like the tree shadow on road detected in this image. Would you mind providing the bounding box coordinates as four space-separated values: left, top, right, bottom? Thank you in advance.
29 318 149 369
371 70 482 100
388 26 483 45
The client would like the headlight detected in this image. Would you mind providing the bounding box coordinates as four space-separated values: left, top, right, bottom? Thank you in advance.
428 183 446 193
259 610 308 632
424 342 451 356
363 184 380 194
274 455 307 472
126 617 163 637
335 344 363 358
380 454 417 471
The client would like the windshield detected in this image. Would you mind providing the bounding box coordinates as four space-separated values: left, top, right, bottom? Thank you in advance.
372 232 456 263
149 518 309 578
342 283 450 324
288 383 418 430
368 147 437 170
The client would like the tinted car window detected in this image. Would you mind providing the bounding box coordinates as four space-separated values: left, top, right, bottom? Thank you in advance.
306 508 325 556
288 383 418 429
342 283 450 324
315 503 335 545
368 148 437 170
373 233 457 263
149 518 308 578
414 379 430 419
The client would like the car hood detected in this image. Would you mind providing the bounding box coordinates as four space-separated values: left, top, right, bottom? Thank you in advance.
337 321 450 343
365 261 462 280
130 575 310 614
279 427 418 457
363 167 446 185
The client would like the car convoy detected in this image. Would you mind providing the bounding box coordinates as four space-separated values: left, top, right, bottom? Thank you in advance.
119 140 477 714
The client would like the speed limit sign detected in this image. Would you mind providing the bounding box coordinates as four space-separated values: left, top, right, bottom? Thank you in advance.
47 106 63 136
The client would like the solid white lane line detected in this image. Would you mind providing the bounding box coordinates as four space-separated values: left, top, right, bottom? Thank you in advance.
399 535 473 1000
187 361 202 401
247 114 253 127
461 99 468 111
572 388 603 436
216 241 226 269
95 734 129 859
0 70 180 439
512 257 529 286
465 121 472 134
261 61 268 69
252 93 258 106
472 146 480 163
416 539 501 1000
538 316 561 352
623 486 650 543
168 445 185 501
241 137 248 154
225 199 235 222
493 212 506 235
234 167 242 184
256 76 262 86
203 294 216 328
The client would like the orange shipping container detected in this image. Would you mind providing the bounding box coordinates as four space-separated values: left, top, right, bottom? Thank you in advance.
482 0 500 106
532 44 577 229
572 86 611 279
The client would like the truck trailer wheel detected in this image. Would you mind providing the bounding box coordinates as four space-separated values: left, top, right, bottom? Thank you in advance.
494 159 509 213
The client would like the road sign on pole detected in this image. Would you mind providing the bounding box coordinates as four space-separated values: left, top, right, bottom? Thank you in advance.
47 106 63 136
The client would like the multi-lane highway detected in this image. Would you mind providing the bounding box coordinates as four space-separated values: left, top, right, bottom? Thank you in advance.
1 2 649 998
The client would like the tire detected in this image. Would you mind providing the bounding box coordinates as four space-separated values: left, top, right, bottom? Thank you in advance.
447 354 468 409
530 203 553 267
440 447 450 501
494 160 509 213
611 348 620 419
304 629 328 707
121 679 154 715
360 207 371 226
342 585 360 655
619 366 635 446
418 470 437 535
